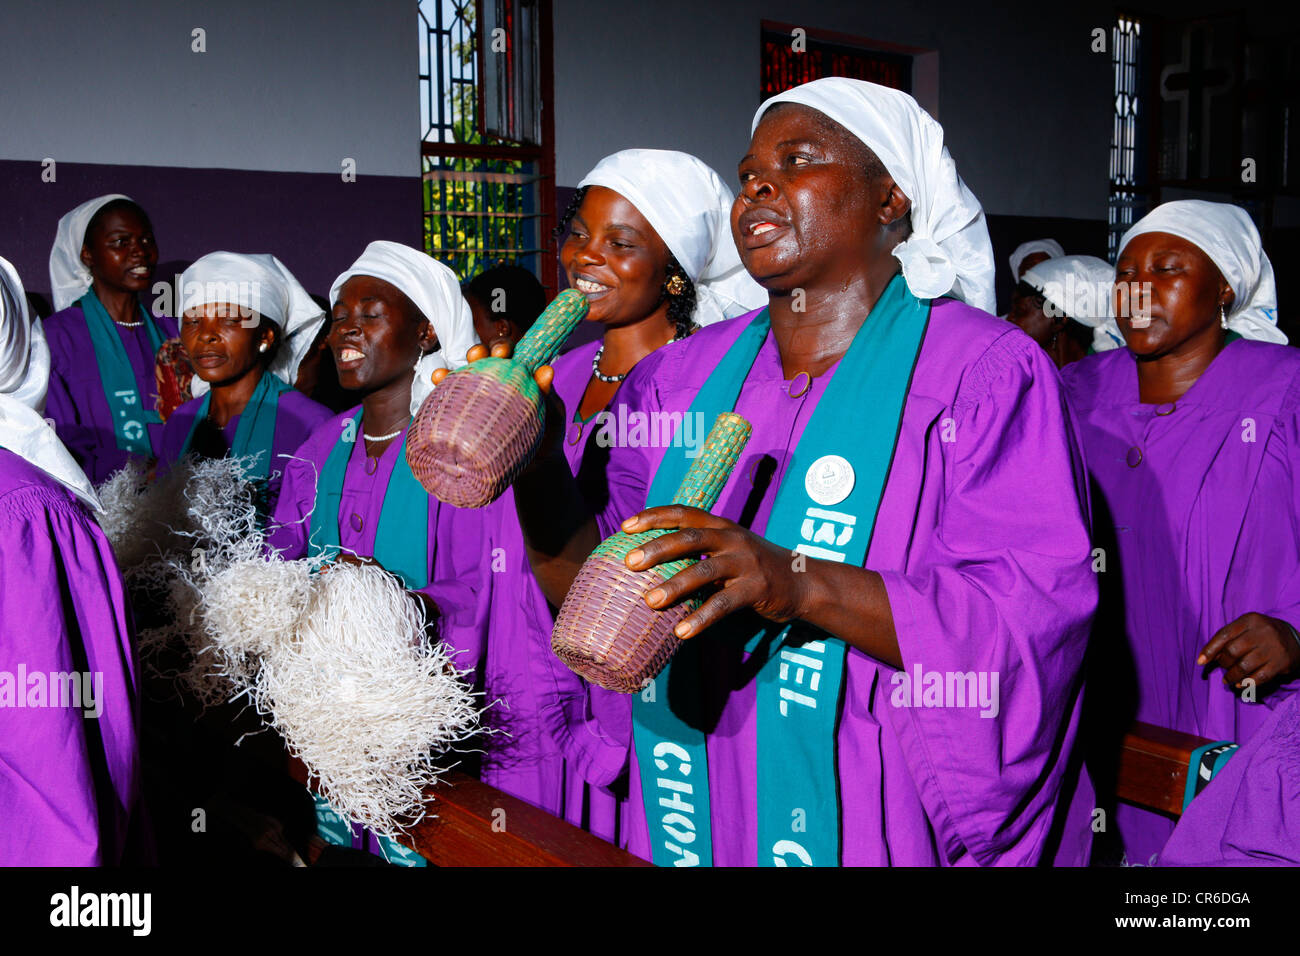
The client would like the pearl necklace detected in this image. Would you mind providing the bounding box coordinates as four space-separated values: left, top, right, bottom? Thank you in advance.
363 415 408 444
592 327 690 384
115 318 143 328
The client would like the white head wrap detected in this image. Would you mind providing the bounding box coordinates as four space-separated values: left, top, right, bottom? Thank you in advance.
1008 239 1064 283
752 77 996 314
179 252 327 397
49 194 134 312
1117 200 1285 345
329 241 479 416
1023 255 1120 354
576 149 767 326
0 257 100 511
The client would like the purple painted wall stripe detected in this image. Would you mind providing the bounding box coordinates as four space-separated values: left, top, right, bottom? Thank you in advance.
1 159 420 315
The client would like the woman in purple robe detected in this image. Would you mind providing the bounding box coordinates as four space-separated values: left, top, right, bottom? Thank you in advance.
44 195 179 484
266 241 484 864
143 256 333 863
1062 200 1300 866
158 252 332 512
0 255 142 865
482 150 765 837
268 241 482 616
503 79 1097 866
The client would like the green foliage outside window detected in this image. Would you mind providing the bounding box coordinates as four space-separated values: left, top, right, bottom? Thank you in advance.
423 1 534 281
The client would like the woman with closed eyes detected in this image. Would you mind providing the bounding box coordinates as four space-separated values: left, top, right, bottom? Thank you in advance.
1064 200 1300 865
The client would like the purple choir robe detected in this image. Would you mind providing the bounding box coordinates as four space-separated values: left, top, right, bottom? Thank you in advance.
266 407 488 683
1159 690 1300 866
556 301 1097 866
0 449 141 865
158 386 333 514
478 494 563 812
482 339 630 841
1064 340 1300 865
159 388 333 470
43 304 180 485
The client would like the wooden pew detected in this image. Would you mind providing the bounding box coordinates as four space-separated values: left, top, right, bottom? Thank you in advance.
1114 721 1216 817
284 722 1209 860
291 720 1209 863
201 698 1205 861
286 757 652 867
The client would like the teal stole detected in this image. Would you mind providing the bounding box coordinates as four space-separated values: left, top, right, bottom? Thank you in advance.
632 274 931 867
79 290 165 456
310 793 427 868
306 411 430 589
180 372 290 482
306 410 432 865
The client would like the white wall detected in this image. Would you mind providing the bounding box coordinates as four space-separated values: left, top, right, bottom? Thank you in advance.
0 0 418 177
8 0 1256 223
552 0 1114 220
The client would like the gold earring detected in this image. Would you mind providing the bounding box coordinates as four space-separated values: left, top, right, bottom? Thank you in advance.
665 274 686 296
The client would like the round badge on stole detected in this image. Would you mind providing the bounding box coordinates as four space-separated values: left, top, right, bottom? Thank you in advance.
805 454 855 506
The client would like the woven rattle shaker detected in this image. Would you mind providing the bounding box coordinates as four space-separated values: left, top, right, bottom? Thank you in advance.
551 412 752 693
406 288 588 508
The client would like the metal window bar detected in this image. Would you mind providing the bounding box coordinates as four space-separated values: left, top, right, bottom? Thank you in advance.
1109 17 1144 261
420 0 479 145
423 155 541 279
420 0 547 284
483 0 541 145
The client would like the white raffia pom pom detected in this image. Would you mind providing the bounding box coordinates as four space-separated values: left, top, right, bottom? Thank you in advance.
99 455 482 837
201 555 314 679
96 455 267 698
253 563 480 838
177 455 262 563
95 455 263 576
95 458 168 573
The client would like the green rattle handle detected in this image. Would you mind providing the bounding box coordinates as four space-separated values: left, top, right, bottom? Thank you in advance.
513 288 589 373
669 412 752 510
585 411 752 581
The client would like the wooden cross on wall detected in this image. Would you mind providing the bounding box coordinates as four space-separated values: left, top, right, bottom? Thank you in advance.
1160 24 1233 181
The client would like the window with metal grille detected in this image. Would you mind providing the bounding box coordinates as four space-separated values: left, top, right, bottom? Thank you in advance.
1109 16 1147 261
419 0 555 293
